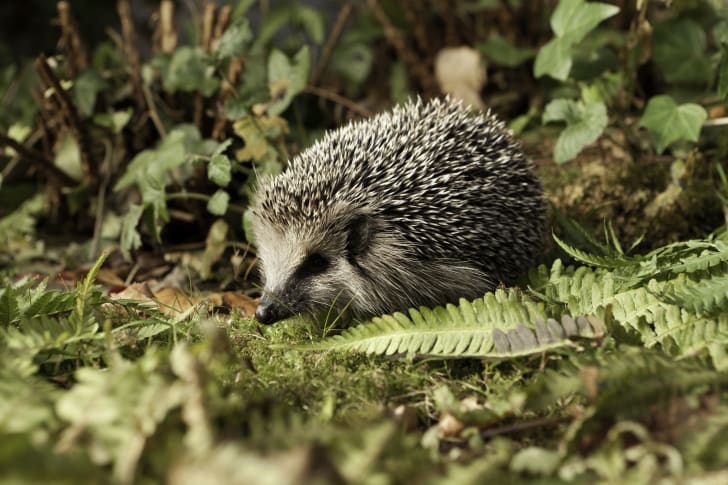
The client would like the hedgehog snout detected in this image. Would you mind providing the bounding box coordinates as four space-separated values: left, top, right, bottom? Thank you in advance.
255 292 294 325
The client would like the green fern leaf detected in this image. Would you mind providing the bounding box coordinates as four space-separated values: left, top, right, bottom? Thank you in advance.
69 252 109 332
0 285 20 326
660 275 728 315
299 290 603 359
553 233 637 269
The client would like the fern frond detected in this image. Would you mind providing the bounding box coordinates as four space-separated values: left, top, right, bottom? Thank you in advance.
69 252 108 332
299 290 602 359
553 233 637 269
660 275 728 316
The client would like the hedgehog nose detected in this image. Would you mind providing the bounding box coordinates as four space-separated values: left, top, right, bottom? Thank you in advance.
255 295 289 325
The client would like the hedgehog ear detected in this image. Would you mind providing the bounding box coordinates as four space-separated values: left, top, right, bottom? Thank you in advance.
346 214 372 258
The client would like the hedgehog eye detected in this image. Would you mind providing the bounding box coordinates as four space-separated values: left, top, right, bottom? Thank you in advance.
297 252 330 279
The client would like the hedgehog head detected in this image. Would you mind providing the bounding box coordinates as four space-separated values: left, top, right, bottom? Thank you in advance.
250 195 391 324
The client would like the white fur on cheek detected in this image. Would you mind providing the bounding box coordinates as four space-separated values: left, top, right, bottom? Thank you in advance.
253 221 304 295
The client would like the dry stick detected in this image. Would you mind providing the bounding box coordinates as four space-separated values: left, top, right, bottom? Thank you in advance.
57 1 88 78
90 140 112 260
438 0 458 46
310 3 353 87
368 0 439 95
195 2 217 131
303 85 372 118
0 132 77 186
35 54 96 189
211 57 243 140
479 416 570 440
117 0 145 109
212 4 232 45
156 0 178 54
210 5 236 140
401 0 429 57
200 1 216 52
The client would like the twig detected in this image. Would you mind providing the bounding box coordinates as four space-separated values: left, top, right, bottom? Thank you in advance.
401 0 430 56
57 1 88 78
479 416 571 440
213 4 233 46
195 1 217 131
200 1 216 52
35 53 96 188
368 0 438 95
209 5 235 140
117 0 145 108
303 85 372 118
211 57 243 140
310 3 353 86
142 82 167 138
154 0 178 54
0 132 77 186
90 139 113 260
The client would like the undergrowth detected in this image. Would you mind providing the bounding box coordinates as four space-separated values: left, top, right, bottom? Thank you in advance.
3 0 728 483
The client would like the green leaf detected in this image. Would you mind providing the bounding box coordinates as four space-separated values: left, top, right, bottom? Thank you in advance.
223 97 249 119
550 0 619 40
534 37 574 81
479 35 535 67
215 18 253 59
543 98 607 163
255 5 325 49
638 95 707 154
0 285 20 326
163 46 219 96
534 0 619 80
54 133 83 182
208 154 232 187
267 46 310 116
207 190 229 216
243 207 256 246
73 69 106 117
330 42 373 85
653 18 712 84
120 204 144 261
93 109 132 134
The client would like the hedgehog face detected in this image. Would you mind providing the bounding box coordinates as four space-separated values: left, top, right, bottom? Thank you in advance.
252 209 375 325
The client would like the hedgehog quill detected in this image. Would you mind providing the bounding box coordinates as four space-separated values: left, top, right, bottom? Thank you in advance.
251 98 545 325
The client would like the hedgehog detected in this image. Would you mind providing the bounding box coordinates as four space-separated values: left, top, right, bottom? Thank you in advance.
251 97 545 325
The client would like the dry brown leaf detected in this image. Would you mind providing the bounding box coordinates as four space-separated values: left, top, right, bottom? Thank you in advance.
155 286 201 316
222 292 257 316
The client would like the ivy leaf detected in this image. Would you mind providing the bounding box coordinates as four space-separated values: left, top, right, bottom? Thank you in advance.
479 35 535 67
208 154 232 187
534 0 619 80
534 37 574 81
638 95 707 154
73 69 106 117
550 0 620 40
121 204 144 261
207 190 229 216
255 5 325 49
653 19 711 84
267 46 310 116
215 18 253 59
163 46 219 96
93 109 132 134
543 98 607 163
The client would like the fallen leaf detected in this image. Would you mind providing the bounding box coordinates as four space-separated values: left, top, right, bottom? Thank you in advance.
222 292 257 316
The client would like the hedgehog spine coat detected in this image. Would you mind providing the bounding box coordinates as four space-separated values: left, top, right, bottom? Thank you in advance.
251 98 545 325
